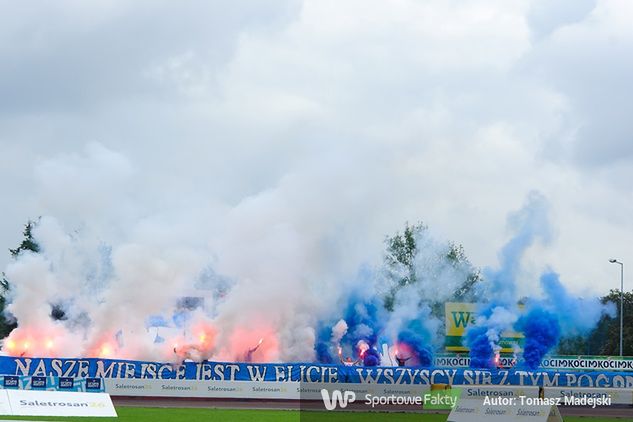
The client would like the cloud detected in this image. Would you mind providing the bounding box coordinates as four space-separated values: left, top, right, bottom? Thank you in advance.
0 0 632 301
527 0 597 39
0 1 301 113
525 0 633 170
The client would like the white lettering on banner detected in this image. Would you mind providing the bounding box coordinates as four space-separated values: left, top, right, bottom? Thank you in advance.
433 356 633 372
447 398 562 422
11 356 633 384
6 390 116 417
541 358 633 371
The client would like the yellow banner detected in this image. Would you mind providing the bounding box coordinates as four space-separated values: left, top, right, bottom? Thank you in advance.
445 302 523 353
445 302 477 336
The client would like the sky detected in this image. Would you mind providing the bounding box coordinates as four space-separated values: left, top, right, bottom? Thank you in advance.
0 0 631 298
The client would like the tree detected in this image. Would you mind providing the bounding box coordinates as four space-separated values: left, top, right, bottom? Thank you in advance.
446 242 482 302
382 222 424 311
556 290 633 356
385 222 424 280
0 295 15 339
9 220 40 257
382 221 481 312
556 335 590 355
1 219 42 338
587 290 633 356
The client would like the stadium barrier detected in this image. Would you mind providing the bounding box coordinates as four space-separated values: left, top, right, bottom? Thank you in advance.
542 386 633 405
2 374 633 405
0 389 117 417
0 375 433 400
105 378 301 399
447 397 563 422
455 385 540 399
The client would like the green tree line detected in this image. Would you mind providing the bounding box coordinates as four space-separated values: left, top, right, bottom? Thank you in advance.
1 220 40 338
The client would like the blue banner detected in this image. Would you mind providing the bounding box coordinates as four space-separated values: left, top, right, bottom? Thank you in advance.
1 357 632 387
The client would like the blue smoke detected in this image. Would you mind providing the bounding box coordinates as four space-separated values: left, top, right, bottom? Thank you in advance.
481 191 551 304
466 326 494 368
314 323 335 363
314 268 386 363
363 347 381 366
515 307 560 370
315 267 438 365
398 329 433 366
468 192 550 367
510 271 615 369
539 271 615 334
341 294 384 348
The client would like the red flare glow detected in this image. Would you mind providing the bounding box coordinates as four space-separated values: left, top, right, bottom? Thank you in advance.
100 343 112 357
494 353 501 367
190 323 217 354
357 341 369 358
221 327 278 363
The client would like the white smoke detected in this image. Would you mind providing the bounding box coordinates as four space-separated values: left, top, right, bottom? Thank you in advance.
330 319 348 344
482 306 519 353
1 143 614 365
2 141 395 362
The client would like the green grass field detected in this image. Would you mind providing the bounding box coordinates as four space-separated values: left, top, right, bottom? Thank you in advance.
0 407 629 422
